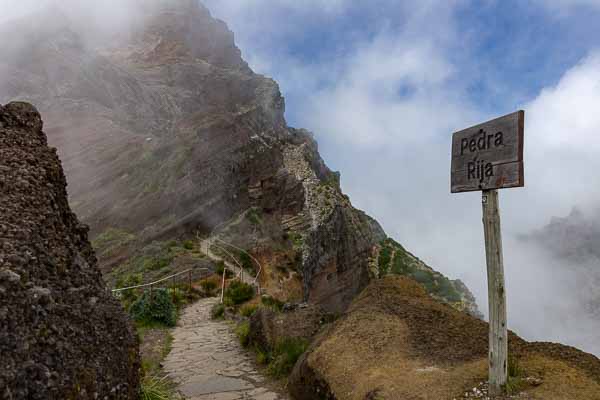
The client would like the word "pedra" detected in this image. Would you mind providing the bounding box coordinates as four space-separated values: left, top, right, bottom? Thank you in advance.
460 129 504 155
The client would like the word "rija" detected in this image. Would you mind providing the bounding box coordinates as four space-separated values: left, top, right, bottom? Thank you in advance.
460 129 504 155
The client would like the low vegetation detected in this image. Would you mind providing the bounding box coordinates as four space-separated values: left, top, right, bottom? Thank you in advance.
240 303 259 317
235 320 251 347
215 261 233 277
199 279 217 295
255 338 309 378
224 281 255 306
261 295 284 312
504 356 526 395
92 228 136 259
130 289 178 327
378 238 463 304
211 303 225 320
246 208 262 225
239 251 256 276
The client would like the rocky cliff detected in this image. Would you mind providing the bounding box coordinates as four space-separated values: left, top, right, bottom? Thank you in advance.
0 102 139 399
0 1 477 314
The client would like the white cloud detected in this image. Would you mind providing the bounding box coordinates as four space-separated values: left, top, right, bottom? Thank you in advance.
307 35 460 147
528 52 600 152
517 51 600 223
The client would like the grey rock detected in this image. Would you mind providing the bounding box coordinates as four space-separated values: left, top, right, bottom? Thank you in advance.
0 103 140 399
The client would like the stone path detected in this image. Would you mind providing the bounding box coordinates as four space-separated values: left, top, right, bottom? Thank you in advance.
163 298 286 400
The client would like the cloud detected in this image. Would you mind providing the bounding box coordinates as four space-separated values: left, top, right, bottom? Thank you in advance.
307 34 460 148
519 51 600 221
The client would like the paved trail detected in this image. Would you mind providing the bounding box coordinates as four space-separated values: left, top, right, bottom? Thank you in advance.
163 298 286 400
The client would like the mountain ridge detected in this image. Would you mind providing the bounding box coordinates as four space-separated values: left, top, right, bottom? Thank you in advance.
0 0 479 314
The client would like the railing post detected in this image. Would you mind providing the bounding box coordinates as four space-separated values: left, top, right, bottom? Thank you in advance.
220 266 227 304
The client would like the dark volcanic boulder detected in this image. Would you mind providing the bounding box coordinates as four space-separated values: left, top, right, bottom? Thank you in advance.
0 102 140 399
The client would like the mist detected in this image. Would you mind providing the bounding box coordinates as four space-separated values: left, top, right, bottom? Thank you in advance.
1 0 600 356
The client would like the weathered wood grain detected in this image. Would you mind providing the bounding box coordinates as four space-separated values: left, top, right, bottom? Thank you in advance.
482 189 508 396
451 111 524 193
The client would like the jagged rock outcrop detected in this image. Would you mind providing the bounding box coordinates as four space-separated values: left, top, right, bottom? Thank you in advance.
0 102 139 399
0 1 477 314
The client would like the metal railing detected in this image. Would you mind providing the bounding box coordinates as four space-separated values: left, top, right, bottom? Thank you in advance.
213 237 263 286
112 268 210 294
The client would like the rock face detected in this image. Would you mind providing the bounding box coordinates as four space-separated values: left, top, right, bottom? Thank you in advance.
0 1 476 314
0 102 139 399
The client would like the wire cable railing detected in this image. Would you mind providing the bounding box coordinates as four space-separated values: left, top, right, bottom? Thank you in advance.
112 268 210 293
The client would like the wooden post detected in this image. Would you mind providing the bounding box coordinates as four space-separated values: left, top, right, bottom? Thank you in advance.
220 266 227 304
482 189 508 396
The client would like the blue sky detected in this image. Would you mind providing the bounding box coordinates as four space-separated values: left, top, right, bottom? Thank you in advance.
205 0 600 354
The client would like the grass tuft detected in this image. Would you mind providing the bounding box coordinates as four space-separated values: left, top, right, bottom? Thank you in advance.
266 337 309 378
210 303 225 320
240 303 258 317
235 321 251 347
140 375 177 400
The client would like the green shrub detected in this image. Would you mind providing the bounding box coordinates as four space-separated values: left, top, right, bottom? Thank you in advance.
140 375 177 400
143 255 173 272
247 208 262 225
183 240 194 250
261 295 284 312
240 303 258 317
378 245 392 276
170 287 187 309
130 289 177 327
215 261 233 277
433 277 462 303
239 252 255 274
504 357 525 395
115 273 142 310
255 346 271 365
267 338 309 378
211 303 225 320
224 281 255 305
508 356 524 378
391 250 414 275
235 321 251 347
200 280 217 294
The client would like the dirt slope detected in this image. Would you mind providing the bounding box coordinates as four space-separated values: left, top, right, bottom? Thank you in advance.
289 276 600 400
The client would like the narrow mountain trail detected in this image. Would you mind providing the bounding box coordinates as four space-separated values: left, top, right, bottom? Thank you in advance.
199 239 256 287
163 298 286 400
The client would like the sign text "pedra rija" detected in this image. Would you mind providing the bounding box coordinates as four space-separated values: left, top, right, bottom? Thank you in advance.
461 129 504 182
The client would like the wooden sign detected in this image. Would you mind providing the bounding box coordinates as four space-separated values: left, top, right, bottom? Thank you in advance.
450 110 525 397
451 111 524 193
